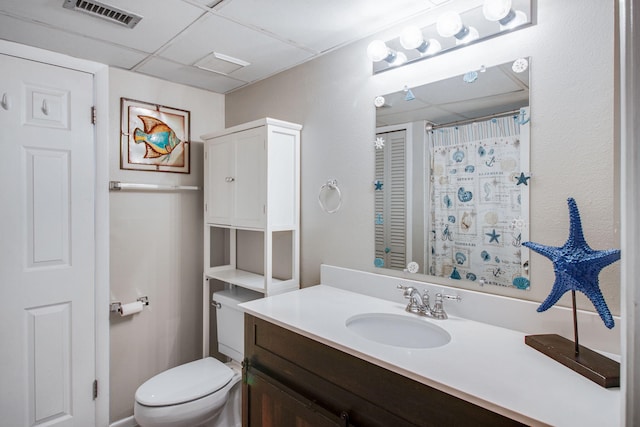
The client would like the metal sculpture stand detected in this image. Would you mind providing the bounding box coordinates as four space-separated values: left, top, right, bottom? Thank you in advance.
525 291 620 388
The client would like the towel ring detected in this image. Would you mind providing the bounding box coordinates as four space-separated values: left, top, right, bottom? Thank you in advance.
318 179 342 214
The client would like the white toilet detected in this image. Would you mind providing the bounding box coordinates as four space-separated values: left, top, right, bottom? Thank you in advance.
134 287 260 427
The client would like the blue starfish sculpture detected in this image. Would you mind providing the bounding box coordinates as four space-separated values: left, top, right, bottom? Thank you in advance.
523 198 620 329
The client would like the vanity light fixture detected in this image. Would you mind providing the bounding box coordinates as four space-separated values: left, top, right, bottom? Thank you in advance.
367 0 533 73
483 0 528 30
436 11 479 45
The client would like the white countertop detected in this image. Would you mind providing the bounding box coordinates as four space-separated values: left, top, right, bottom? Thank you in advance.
240 285 621 427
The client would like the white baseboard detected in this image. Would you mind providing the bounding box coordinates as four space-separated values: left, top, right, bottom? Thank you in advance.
110 415 137 427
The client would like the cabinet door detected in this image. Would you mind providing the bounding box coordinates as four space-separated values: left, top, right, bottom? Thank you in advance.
234 127 266 228
206 133 234 225
244 367 351 427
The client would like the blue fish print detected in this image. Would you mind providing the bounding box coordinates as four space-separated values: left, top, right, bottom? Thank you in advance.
134 115 181 158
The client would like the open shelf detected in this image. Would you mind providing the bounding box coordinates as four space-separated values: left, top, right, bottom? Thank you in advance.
205 267 283 294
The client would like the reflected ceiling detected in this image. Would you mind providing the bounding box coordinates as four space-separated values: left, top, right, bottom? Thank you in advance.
375 59 529 127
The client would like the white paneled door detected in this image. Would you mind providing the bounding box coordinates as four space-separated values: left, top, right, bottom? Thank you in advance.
0 54 96 426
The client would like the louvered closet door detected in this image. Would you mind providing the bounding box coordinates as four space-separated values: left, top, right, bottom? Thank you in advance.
375 130 407 270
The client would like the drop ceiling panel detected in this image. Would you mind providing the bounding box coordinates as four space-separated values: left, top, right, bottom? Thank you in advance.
0 14 148 68
0 0 203 53
216 0 443 53
137 56 247 93
159 13 314 83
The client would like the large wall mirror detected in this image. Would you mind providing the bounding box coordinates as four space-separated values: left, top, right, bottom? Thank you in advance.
374 58 531 290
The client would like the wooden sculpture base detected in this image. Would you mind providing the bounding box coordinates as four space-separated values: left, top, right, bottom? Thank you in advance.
525 334 620 388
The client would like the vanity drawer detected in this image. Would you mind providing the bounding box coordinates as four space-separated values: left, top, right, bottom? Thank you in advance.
244 314 525 427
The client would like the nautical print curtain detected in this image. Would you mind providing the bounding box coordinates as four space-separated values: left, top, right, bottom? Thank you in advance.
427 114 530 289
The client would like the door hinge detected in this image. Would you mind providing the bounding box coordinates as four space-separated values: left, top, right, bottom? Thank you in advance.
93 379 98 400
91 106 97 125
205 203 208 212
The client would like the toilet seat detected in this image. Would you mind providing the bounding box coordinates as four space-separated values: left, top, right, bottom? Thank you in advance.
136 357 234 407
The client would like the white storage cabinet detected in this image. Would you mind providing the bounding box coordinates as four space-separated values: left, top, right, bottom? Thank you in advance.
201 118 301 297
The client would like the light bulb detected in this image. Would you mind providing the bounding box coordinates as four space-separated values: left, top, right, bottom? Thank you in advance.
437 11 463 38
390 52 407 67
456 26 479 45
500 10 528 30
399 26 425 50
483 0 512 21
423 39 442 56
367 40 392 62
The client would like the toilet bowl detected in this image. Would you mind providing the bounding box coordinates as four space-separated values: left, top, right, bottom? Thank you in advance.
134 287 260 427
134 358 241 427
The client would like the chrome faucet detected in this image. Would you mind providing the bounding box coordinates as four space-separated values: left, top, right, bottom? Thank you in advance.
397 285 426 315
397 285 461 319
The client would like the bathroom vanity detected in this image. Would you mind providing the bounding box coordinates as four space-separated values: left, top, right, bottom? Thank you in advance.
243 313 523 426
240 278 621 427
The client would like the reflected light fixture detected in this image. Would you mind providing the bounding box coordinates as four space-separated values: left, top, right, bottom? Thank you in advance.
436 11 479 45
483 0 528 30
399 26 442 56
391 51 408 67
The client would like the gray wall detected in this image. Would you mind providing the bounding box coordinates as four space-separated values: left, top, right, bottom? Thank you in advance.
226 1 619 315
108 68 224 422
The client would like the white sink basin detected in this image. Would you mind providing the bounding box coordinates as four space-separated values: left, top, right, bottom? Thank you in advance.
345 313 451 349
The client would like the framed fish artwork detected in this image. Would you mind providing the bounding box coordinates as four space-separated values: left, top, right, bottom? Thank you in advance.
120 98 191 173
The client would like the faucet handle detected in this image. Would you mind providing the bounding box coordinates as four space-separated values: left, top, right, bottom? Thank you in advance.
431 293 461 320
396 284 415 298
441 294 461 302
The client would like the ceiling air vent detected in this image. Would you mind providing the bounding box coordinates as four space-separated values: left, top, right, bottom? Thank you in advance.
194 52 250 75
63 0 143 29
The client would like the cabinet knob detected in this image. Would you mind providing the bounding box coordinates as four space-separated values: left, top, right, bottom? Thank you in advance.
225 176 235 183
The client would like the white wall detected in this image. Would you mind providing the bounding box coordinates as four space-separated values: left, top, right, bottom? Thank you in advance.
226 1 619 319
108 68 224 422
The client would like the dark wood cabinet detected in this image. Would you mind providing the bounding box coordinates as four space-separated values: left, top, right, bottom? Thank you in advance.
244 367 352 427
243 314 526 427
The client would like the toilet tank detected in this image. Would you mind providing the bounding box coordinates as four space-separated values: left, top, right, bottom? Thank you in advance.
213 287 261 361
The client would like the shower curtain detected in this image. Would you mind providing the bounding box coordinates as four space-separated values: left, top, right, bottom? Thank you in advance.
427 113 529 289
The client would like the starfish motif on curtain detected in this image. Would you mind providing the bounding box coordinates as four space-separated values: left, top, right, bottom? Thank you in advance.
515 172 531 186
486 229 500 243
523 198 620 329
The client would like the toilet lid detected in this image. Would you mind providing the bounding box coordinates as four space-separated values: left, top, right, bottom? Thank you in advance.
135 357 234 407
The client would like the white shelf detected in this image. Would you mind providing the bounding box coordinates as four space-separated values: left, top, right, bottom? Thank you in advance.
205 268 283 294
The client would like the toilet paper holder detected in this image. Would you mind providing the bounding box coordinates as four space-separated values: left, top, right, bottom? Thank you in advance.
110 296 149 313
